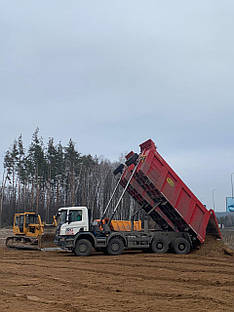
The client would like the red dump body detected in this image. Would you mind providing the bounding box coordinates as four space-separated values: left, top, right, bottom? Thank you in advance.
121 139 221 243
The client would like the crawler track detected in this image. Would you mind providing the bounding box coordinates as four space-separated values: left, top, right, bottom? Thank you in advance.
5 236 40 250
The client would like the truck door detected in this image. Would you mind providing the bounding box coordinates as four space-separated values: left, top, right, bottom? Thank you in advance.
66 210 86 235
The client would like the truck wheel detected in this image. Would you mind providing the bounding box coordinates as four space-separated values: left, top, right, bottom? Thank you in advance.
107 237 124 255
151 238 169 253
74 239 92 256
172 238 191 254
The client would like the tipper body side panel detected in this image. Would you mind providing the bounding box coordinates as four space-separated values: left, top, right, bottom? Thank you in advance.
120 139 221 243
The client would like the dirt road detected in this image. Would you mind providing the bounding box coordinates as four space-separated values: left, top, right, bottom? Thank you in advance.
0 237 234 312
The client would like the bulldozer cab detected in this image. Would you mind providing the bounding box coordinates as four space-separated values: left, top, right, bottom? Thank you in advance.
13 212 44 238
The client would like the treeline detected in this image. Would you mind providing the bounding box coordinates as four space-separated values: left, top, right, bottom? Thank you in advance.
0 129 139 226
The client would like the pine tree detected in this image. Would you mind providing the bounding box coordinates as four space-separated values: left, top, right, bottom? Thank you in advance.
64 139 81 206
0 130 136 225
27 128 47 213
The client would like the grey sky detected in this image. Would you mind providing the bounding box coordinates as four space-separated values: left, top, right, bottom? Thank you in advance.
1 1 234 211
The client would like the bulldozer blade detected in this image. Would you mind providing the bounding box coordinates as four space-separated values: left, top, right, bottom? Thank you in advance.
38 229 56 249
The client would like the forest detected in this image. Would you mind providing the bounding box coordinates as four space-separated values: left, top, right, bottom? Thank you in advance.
0 129 234 227
0 128 139 226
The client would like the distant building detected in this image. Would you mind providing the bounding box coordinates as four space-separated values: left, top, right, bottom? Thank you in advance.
226 197 234 213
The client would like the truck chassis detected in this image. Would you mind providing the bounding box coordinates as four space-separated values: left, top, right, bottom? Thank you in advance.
56 229 193 256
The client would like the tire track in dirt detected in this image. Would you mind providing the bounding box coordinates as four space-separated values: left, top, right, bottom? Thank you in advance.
1 248 234 312
0 289 81 312
37 275 233 309
29 250 234 268
86 253 234 266
2 258 234 289
61 265 234 288
3 257 233 282
2 248 234 268
76 258 234 275
3 257 234 278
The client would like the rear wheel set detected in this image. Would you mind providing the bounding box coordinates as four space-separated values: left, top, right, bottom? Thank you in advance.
172 238 191 254
150 237 191 254
151 238 169 254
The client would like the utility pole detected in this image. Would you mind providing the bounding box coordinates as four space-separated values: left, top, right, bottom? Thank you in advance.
212 189 216 212
231 173 234 198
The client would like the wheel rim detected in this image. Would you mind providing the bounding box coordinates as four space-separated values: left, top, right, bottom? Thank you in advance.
79 243 87 253
156 242 163 250
112 242 120 252
178 243 186 251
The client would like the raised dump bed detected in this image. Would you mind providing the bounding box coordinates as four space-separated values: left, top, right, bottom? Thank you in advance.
120 139 221 244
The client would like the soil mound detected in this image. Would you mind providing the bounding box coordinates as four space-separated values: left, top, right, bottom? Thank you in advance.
194 235 234 257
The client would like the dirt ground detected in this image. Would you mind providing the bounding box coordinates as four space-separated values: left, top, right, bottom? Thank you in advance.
0 231 234 312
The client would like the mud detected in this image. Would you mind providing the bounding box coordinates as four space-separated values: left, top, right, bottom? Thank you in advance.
0 232 234 312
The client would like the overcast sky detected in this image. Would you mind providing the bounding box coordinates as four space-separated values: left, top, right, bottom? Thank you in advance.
1 1 234 212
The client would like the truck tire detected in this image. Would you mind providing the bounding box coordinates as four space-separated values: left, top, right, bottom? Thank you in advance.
74 239 92 256
107 237 124 255
151 237 169 253
172 238 191 254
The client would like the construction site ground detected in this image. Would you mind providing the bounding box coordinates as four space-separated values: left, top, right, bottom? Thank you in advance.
0 229 234 312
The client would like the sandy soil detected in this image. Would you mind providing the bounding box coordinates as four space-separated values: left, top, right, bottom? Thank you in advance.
0 232 234 312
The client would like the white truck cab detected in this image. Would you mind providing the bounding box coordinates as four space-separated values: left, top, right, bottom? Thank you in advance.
57 206 90 236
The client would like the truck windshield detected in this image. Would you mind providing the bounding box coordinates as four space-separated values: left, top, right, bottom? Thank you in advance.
58 210 67 224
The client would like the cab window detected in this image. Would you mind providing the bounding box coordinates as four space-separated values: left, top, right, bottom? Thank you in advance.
58 210 67 224
19 215 24 226
26 214 38 225
69 210 82 222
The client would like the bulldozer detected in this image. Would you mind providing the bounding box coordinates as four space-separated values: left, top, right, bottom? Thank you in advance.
6 212 57 250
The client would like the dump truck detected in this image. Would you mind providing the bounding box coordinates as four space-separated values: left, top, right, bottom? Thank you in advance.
54 139 221 256
6 212 57 250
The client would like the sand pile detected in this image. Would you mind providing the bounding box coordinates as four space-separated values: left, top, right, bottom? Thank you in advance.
194 235 234 257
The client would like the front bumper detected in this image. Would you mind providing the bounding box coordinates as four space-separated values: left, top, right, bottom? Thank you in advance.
54 235 74 250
